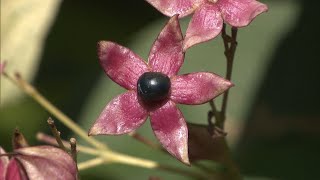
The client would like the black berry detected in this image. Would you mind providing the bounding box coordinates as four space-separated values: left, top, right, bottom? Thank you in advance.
137 72 170 102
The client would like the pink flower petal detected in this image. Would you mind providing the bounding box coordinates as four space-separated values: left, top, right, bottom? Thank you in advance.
217 0 268 27
183 3 223 50
5 159 25 180
148 15 184 77
145 0 203 18
0 147 9 180
98 41 149 90
170 72 233 105
150 101 189 164
89 91 148 135
15 146 77 180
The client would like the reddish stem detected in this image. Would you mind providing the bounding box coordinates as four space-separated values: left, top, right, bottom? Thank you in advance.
218 24 238 129
129 132 161 150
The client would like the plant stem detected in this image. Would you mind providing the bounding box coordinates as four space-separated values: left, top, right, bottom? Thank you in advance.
215 24 242 180
128 129 214 178
209 101 219 122
3 72 108 150
128 131 161 150
5 71 210 179
70 138 77 163
78 157 105 171
37 132 157 168
37 132 209 179
47 117 68 152
218 24 238 129
205 24 242 180
70 137 79 178
37 132 102 155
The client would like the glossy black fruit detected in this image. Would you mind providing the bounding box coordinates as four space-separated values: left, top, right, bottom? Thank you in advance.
137 72 170 102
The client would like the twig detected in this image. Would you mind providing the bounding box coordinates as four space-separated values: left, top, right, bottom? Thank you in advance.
128 131 161 150
37 133 155 168
47 117 68 152
209 101 218 119
215 24 242 180
3 72 108 150
37 132 100 156
128 129 214 178
37 132 157 169
4 70 210 179
70 138 77 163
207 111 215 132
219 24 238 129
203 24 242 180
208 100 220 126
37 132 208 179
70 137 78 178
78 158 105 171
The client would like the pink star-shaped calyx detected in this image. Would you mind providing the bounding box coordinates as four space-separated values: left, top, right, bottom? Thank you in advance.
88 15 233 164
146 0 268 50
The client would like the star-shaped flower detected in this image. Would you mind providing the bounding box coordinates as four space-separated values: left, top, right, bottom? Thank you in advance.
88 15 233 164
146 0 268 50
